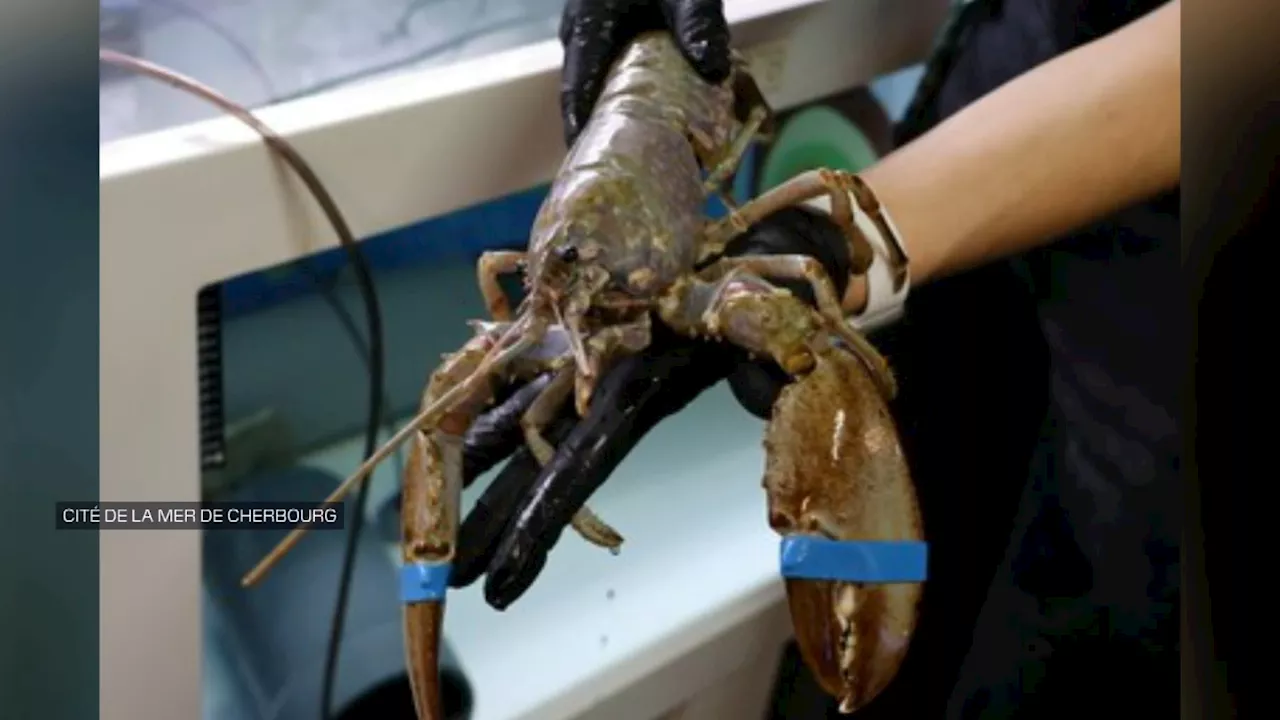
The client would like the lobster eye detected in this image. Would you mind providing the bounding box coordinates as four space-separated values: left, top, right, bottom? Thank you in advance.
556 244 579 263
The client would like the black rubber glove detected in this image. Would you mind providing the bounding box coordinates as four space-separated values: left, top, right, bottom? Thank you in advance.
449 207 853 609
559 0 732 144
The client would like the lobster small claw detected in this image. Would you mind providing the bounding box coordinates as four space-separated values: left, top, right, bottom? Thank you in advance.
400 333 500 720
763 349 927 712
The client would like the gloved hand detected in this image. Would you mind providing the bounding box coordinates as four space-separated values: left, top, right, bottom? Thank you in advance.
448 206 855 609
559 0 732 144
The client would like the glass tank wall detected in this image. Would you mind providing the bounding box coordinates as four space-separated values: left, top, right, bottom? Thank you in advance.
99 0 567 144
199 64 924 720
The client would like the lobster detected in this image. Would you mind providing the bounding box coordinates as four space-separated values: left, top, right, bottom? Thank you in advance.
242 31 925 718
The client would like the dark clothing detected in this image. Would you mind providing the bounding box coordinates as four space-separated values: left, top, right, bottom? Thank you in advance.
773 2 1181 718
929 1 1181 717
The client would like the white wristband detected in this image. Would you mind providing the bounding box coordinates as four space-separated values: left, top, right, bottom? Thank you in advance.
803 188 911 333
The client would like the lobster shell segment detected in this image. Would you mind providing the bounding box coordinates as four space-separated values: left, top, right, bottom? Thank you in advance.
763 349 926 713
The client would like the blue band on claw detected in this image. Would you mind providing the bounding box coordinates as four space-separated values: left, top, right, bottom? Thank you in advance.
400 562 451 604
779 536 928 583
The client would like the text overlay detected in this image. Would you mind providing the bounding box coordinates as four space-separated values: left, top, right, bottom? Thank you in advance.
56 501 345 530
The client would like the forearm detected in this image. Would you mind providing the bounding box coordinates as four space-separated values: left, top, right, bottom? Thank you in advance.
850 1 1180 307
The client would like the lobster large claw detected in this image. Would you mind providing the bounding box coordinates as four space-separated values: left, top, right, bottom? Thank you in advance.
763 348 927 713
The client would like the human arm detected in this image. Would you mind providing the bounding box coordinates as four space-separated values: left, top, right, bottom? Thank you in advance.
843 0 1181 310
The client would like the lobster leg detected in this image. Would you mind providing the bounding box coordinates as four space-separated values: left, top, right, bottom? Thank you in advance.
519 364 574 465
702 105 771 194
544 316 653 547
699 254 897 398
576 314 653 415
659 268 835 395
574 309 649 549
689 102 772 217
520 364 626 550
658 271 926 713
700 169 876 275
477 251 525 321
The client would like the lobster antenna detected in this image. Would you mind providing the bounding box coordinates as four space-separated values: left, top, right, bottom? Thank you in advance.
240 314 542 587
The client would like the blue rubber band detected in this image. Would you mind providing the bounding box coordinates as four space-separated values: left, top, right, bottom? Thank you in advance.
780 536 928 583
400 562 451 604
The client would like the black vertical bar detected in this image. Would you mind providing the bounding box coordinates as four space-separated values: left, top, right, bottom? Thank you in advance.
198 284 227 470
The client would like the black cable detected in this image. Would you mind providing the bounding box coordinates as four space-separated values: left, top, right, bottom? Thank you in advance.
293 258 406 484
310 271 385 720
96 50 386 720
